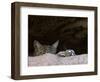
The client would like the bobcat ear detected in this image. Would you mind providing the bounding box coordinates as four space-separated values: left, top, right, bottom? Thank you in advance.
52 40 59 48
34 40 42 47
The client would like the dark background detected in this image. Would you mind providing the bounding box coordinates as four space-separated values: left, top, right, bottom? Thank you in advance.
28 15 88 56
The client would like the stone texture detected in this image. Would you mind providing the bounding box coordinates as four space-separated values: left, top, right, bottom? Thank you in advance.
28 53 87 66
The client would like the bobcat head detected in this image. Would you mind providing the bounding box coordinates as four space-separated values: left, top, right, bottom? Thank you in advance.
33 40 59 56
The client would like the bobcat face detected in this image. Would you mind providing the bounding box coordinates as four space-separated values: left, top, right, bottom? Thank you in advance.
33 40 59 56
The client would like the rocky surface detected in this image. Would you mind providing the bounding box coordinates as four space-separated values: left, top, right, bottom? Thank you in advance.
28 53 87 66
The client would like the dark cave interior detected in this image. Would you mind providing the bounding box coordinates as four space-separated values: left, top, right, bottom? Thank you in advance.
28 15 88 56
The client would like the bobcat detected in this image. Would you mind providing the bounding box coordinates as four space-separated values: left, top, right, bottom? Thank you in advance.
33 40 59 56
